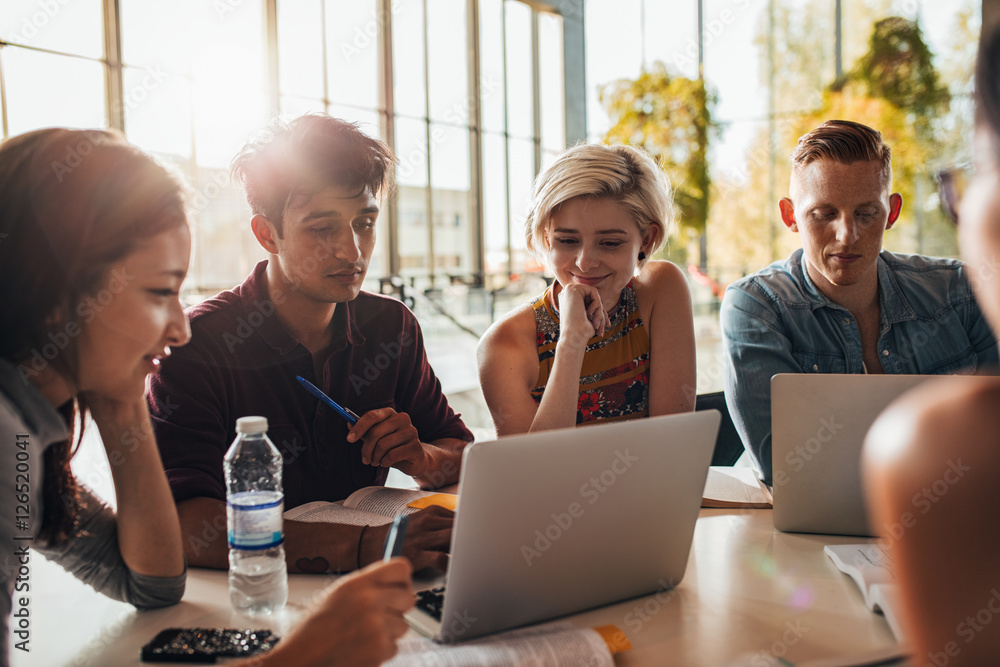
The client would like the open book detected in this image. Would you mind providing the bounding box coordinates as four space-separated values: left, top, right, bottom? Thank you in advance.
701 466 773 509
384 621 630 666
285 486 457 526
824 544 905 642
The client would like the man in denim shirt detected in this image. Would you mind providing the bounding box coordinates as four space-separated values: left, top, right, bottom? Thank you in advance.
722 120 998 485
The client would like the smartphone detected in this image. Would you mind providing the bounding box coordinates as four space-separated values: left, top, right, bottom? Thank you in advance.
382 513 410 560
140 627 279 663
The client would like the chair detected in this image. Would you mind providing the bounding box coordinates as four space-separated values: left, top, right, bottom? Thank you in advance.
696 391 745 466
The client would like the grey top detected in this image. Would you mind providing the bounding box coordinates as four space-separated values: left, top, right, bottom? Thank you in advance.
0 359 185 665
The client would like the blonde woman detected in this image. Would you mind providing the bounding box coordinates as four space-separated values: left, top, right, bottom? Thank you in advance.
478 144 696 436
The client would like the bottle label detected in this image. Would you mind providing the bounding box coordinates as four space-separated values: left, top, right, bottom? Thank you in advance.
227 491 284 550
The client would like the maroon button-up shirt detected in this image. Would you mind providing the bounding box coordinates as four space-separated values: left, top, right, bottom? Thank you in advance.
149 261 472 509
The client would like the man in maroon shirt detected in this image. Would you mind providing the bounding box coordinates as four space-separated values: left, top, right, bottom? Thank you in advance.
149 114 473 574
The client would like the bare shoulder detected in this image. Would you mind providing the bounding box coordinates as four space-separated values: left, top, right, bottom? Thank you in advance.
869 376 1000 463
633 260 691 309
477 301 538 360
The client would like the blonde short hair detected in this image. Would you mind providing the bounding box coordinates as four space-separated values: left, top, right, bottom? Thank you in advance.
524 144 675 264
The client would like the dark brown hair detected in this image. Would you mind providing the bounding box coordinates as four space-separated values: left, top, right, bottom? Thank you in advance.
791 119 893 189
229 114 397 236
0 128 187 543
976 22 1000 154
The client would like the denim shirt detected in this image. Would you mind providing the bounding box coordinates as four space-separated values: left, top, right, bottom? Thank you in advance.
721 249 998 484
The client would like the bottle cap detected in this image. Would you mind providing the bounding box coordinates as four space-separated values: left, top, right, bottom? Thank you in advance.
235 416 268 434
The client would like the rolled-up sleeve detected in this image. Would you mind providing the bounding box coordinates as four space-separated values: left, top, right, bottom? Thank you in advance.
35 487 185 609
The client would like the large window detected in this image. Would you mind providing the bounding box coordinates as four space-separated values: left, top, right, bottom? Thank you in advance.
0 0 568 293
585 0 982 393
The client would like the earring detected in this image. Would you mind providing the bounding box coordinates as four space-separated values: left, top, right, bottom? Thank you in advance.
638 251 646 261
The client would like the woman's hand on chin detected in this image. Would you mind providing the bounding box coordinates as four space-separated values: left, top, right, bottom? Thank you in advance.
557 282 609 348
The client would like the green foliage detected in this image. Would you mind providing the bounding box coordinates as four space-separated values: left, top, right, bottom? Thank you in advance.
599 62 717 247
839 17 950 137
708 5 967 282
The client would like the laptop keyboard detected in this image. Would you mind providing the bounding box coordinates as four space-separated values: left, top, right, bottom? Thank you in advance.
415 587 446 621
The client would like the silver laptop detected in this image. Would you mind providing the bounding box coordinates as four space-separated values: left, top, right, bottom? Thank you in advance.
406 410 720 642
771 373 936 536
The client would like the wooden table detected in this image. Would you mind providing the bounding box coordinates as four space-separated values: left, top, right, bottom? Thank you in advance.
11 508 901 666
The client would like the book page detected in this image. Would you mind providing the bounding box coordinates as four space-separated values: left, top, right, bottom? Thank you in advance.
344 486 457 517
824 544 895 609
384 622 620 667
284 501 395 526
701 466 773 508
869 583 906 643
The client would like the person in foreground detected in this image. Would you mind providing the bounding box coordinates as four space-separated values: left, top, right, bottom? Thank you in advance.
722 119 998 485
148 114 471 575
862 26 1000 666
0 128 413 667
478 144 696 435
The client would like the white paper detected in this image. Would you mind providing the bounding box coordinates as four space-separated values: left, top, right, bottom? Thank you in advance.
384 622 615 667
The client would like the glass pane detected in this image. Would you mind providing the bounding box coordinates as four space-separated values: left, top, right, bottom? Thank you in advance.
538 12 565 153
281 95 326 119
326 0 379 110
1 0 103 59
430 124 472 275
508 137 535 274
429 123 470 191
479 0 505 133
121 0 197 74
643 0 698 80
585 0 642 142
482 131 508 276
427 0 468 125
392 0 426 119
504 1 533 140
189 1 268 169
707 119 790 281
189 165 261 291
703 0 769 122
4 48 105 135
395 117 429 277
329 104 382 140
278 0 324 99
124 66 192 160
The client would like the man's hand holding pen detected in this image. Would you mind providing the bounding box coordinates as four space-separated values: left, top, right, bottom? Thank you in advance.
347 407 430 476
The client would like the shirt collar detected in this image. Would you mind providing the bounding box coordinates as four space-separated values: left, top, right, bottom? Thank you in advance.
875 253 918 323
794 249 839 311
795 249 917 322
240 259 366 355
0 358 69 447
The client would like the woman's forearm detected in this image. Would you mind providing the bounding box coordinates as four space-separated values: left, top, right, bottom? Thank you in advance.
530 341 586 432
92 399 185 577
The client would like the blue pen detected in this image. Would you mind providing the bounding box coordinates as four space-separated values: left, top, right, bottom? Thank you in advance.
296 376 360 425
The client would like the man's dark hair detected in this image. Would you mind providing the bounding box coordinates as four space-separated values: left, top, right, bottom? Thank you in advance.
230 114 397 236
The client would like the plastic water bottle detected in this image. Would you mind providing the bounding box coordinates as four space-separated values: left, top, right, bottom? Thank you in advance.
224 416 288 615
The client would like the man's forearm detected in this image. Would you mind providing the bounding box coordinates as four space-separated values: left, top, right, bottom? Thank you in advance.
413 438 469 488
177 496 374 572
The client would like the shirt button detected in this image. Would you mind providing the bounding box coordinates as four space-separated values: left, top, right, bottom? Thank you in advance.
882 350 889 356
843 317 850 324
812 364 819 371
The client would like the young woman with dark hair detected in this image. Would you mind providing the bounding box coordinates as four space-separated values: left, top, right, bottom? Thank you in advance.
0 128 413 667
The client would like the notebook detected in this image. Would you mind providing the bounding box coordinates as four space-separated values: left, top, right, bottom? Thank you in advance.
406 410 720 642
771 373 935 536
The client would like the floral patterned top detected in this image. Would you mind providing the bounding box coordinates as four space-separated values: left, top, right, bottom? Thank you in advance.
530 280 650 424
